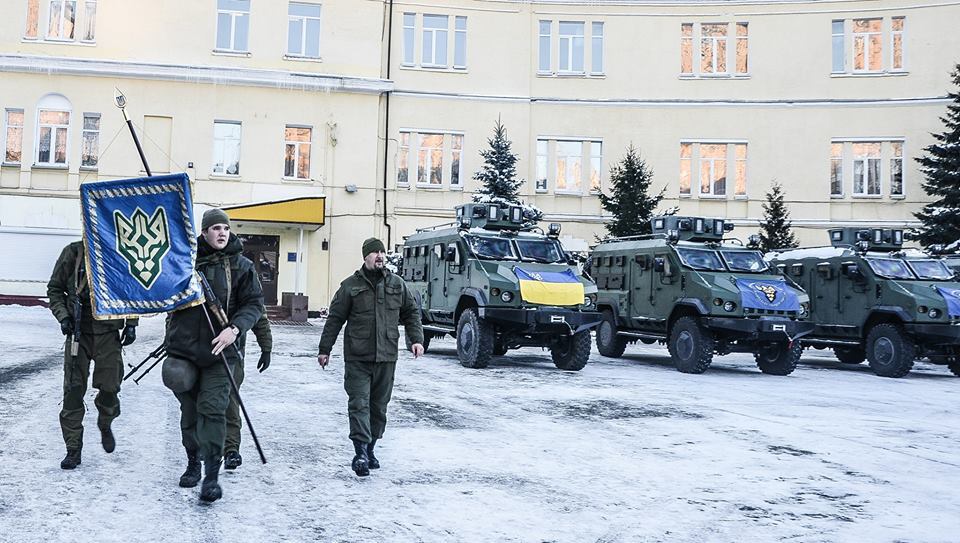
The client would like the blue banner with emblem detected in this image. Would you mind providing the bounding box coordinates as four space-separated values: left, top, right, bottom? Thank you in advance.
80 173 203 319
936 286 960 318
734 278 801 312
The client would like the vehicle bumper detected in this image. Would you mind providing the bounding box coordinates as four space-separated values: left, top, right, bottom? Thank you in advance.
704 316 816 342
478 306 603 334
904 323 960 345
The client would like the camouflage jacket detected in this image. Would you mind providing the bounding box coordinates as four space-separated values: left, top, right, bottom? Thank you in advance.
47 241 138 334
318 267 423 363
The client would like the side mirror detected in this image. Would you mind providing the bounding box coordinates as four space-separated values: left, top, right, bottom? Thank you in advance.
653 257 665 273
445 244 460 264
816 262 834 279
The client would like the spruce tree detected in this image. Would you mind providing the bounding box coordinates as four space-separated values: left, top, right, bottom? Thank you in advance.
597 145 664 238
758 181 799 252
472 119 543 222
912 64 960 247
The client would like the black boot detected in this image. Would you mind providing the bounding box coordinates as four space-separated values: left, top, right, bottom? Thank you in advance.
60 449 82 470
178 450 202 488
100 425 115 453
367 439 379 470
224 451 242 470
199 457 223 502
351 440 370 477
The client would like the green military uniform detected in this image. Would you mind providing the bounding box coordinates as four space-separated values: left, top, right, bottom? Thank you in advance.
318 264 424 445
224 312 272 460
165 233 263 463
47 241 137 455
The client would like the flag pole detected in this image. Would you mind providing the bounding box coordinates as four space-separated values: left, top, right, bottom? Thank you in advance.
114 89 152 177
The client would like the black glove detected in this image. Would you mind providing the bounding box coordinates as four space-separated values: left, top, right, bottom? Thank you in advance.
257 352 271 373
60 318 74 336
120 325 137 346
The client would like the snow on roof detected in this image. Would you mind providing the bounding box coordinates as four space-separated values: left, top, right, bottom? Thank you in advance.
766 247 851 260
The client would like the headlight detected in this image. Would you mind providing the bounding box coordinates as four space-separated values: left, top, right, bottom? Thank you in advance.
928 308 942 319
491 287 501 297
918 305 928 314
723 301 737 312
500 291 514 302
713 298 723 306
800 302 810 318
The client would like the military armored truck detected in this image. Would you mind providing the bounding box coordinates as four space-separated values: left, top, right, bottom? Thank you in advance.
768 228 960 377
399 203 603 370
592 216 815 375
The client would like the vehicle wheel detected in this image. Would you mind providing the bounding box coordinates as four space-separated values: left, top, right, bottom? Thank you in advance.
755 341 801 376
551 330 591 371
668 316 714 374
493 341 508 356
456 308 494 369
866 323 916 378
595 311 627 358
405 332 431 354
834 346 866 364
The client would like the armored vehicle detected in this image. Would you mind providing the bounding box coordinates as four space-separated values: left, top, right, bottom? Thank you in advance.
399 203 603 370
768 228 960 377
592 216 815 375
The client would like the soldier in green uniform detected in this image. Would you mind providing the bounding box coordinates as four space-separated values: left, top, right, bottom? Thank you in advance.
164 209 263 502
317 237 424 477
47 241 138 469
223 312 272 471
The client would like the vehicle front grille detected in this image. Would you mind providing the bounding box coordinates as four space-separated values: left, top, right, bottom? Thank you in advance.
743 308 799 318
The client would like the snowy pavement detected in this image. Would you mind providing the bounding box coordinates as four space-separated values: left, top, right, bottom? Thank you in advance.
0 304 958 543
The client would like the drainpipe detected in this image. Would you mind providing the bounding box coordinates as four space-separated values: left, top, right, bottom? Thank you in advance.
381 0 394 248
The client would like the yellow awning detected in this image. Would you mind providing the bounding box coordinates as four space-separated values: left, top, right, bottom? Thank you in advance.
222 197 325 227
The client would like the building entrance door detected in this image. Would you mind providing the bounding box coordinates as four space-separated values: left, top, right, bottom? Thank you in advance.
239 234 280 306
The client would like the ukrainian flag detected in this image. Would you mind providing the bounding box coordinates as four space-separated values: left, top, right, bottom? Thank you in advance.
514 267 584 306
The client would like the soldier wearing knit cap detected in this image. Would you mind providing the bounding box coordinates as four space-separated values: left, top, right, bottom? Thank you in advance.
317 237 424 476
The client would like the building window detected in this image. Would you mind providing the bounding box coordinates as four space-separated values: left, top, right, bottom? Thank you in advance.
36 109 70 166
589 141 602 192
535 140 548 192
591 22 604 75
833 17 905 74
678 142 747 198
216 0 250 53
853 142 881 196
537 138 601 194
422 15 448 67
680 22 748 77
539 20 603 75
403 13 467 70
4 109 24 164
556 141 582 192
287 2 321 59
402 13 415 66
81 113 99 168
454 16 467 69
538 20 551 73
830 143 843 197
46 0 76 40
559 22 585 73
25 0 40 38
80 0 95 41
283 126 311 179
212 121 241 175
890 141 903 196
399 130 464 189
28 0 95 41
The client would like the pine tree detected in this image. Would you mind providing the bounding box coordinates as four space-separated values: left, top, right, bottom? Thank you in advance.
911 64 960 247
758 181 799 252
597 145 664 238
472 119 543 222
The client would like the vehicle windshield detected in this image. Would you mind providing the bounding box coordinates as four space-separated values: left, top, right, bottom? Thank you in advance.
676 248 725 271
864 258 914 279
466 235 516 260
720 250 769 273
906 259 955 280
515 239 565 263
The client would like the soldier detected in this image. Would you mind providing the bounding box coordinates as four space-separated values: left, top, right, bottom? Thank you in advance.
163 209 263 502
223 312 271 471
317 237 424 477
47 241 138 469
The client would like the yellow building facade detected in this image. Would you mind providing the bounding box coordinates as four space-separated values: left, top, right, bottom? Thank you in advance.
1 0 958 308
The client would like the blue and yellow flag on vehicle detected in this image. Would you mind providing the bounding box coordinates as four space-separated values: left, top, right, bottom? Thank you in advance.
80 173 203 319
514 267 584 306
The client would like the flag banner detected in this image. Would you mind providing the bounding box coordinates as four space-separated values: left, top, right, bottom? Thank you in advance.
935 286 960 317
80 173 203 319
514 267 584 307
735 278 801 312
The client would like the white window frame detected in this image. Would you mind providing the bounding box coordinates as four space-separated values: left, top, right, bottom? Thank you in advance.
80 112 100 169
890 17 905 71
402 12 416 66
421 14 449 68
35 108 71 167
453 16 467 70
733 143 747 197
852 141 882 196
416 132 445 186
46 0 77 41
831 20 846 73
830 142 844 197
535 139 549 192
679 141 748 199
3 108 25 165
890 141 904 197
589 141 602 193
538 137 602 195
558 21 585 74
283 125 312 180
699 23 728 75
698 143 727 197
450 133 464 189
79 0 95 42
538 20 552 73
400 129 465 190
591 22 604 75
212 120 242 176
286 2 322 59
24 0 40 39
215 0 250 53
397 132 410 186
852 18 882 73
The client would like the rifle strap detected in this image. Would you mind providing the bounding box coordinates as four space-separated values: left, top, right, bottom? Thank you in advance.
224 260 232 320
73 249 83 319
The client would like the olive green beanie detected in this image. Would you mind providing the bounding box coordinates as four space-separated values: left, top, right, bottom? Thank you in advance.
202 208 230 230
362 237 385 257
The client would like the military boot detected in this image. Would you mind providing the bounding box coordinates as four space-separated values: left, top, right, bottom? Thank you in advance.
60 449 82 470
366 439 380 470
199 457 223 502
178 449 202 488
100 425 115 453
351 440 370 477
224 451 242 471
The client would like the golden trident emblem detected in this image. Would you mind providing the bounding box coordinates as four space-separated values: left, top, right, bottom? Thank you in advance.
755 284 778 303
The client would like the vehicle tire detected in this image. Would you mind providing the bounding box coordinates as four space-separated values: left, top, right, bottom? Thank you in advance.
834 346 866 365
668 316 714 374
595 311 627 358
866 323 916 378
493 341 508 356
405 332 431 354
456 309 494 369
551 330 591 371
755 341 801 376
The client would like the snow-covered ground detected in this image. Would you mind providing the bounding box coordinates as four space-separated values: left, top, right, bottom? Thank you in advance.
0 304 958 543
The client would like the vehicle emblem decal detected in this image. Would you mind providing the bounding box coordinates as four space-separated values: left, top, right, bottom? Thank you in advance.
754 283 778 303
113 206 171 289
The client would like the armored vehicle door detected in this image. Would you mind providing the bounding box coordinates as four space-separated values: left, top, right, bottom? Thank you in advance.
809 261 840 323
440 241 466 310
629 253 654 324
837 259 872 324
427 243 453 314
645 252 676 320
